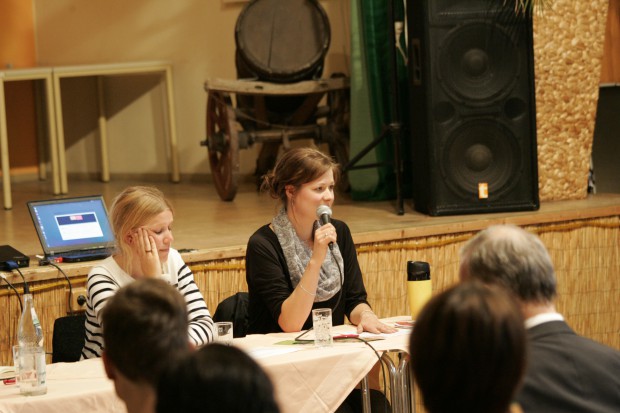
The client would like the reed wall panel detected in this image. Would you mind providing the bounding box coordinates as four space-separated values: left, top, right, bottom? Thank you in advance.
1 216 618 367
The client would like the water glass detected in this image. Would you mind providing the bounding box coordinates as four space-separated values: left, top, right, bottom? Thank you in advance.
215 321 233 346
312 308 333 348
17 346 47 396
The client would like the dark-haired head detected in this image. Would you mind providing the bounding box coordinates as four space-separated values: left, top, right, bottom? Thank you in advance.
102 278 190 387
261 147 339 209
410 281 527 413
157 343 280 413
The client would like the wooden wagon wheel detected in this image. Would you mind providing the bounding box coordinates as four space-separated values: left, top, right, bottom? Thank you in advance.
206 91 239 201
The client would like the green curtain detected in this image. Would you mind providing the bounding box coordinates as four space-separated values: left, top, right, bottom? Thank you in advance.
349 0 410 201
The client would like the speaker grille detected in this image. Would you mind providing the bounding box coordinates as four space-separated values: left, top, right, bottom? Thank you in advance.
439 22 519 105
408 0 539 216
442 119 521 200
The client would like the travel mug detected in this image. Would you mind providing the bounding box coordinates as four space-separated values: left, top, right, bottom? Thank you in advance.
407 261 431 320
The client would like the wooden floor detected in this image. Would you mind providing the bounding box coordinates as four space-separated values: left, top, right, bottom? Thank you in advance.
1 177 402 257
3 176 620 259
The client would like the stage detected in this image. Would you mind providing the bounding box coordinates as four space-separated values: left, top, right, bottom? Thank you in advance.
1 178 619 365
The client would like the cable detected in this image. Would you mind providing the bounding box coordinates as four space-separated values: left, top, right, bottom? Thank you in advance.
47 261 74 316
331 252 344 314
1 273 23 313
6 261 29 294
292 333 390 411
350 338 390 413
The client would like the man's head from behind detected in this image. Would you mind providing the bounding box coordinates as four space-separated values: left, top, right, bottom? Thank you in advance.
102 278 190 388
459 224 557 305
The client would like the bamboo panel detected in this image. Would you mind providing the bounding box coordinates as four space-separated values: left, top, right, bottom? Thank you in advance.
0 278 87 366
191 259 247 315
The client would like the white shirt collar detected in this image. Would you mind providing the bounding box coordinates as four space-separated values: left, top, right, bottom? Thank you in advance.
525 312 564 329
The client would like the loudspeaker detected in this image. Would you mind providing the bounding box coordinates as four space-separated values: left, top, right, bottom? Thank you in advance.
407 0 539 216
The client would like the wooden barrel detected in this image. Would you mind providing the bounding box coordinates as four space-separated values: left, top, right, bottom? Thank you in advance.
235 0 331 83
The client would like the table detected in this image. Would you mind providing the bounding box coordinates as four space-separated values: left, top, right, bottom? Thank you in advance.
0 61 180 209
52 61 181 194
0 358 124 413
235 318 413 413
0 319 413 413
0 67 60 209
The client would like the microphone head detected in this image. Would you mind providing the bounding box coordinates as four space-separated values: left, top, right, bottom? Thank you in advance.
316 205 332 219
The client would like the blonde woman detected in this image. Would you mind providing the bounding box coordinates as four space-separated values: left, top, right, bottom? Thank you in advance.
81 186 214 359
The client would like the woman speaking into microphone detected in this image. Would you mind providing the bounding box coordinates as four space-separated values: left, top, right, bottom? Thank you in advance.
245 147 395 336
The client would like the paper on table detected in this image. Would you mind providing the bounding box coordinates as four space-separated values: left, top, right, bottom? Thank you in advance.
0 366 15 380
247 346 305 360
359 328 411 340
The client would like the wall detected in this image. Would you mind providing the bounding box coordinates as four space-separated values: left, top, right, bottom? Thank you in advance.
23 1 620 200
533 0 609 201
0 0 38 171
0 0 36 67
32 0 351 179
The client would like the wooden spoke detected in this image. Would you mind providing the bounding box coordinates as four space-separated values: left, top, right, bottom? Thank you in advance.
206 92 239 201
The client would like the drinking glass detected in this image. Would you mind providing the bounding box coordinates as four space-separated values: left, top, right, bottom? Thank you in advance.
215 321 233 346
17 346 47 395
312 308 333 348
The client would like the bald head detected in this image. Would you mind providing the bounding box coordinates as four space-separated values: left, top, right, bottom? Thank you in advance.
459 225 557 304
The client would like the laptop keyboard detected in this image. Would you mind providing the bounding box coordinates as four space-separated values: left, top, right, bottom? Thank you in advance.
55 250 112 262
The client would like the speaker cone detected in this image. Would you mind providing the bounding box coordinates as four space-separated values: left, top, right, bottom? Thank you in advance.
442 119 522 200
438 22 519 105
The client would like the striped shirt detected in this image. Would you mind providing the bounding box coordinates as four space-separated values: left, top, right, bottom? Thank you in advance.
81 249 214 359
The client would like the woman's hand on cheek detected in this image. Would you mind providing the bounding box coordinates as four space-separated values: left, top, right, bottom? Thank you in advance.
134 228 162 278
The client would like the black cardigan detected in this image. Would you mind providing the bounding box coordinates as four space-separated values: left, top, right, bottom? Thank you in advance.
245 219 370 334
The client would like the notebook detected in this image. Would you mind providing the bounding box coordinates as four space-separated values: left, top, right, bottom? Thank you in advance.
27 195 116 263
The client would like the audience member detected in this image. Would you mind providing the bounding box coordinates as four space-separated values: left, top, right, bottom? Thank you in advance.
409 281 527 413
459 224 620 413
101 278 192 413
82 185 214 359
157 343 280 413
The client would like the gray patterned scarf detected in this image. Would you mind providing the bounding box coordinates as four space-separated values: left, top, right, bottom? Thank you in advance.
272 208 343 302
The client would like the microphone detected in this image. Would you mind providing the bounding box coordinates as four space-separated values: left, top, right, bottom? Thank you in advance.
316 205 332 226
316 205 333 249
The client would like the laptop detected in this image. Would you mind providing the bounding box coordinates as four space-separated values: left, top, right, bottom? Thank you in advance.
27 195 116 263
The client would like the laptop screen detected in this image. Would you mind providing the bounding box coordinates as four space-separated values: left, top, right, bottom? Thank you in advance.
27 196 116 255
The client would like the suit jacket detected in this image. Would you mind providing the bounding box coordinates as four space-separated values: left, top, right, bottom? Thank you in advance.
517 320 620 413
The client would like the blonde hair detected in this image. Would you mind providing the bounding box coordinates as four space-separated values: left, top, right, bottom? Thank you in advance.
110 186 173 274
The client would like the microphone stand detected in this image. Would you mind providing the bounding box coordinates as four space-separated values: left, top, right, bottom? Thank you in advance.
343 0 405 215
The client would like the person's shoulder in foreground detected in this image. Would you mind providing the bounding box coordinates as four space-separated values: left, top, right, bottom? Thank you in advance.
459 224 620 413
519 318 620 413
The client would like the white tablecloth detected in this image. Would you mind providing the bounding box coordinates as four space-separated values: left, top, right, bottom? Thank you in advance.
0 358 125 413
0 317 412 413
235 318 411 413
